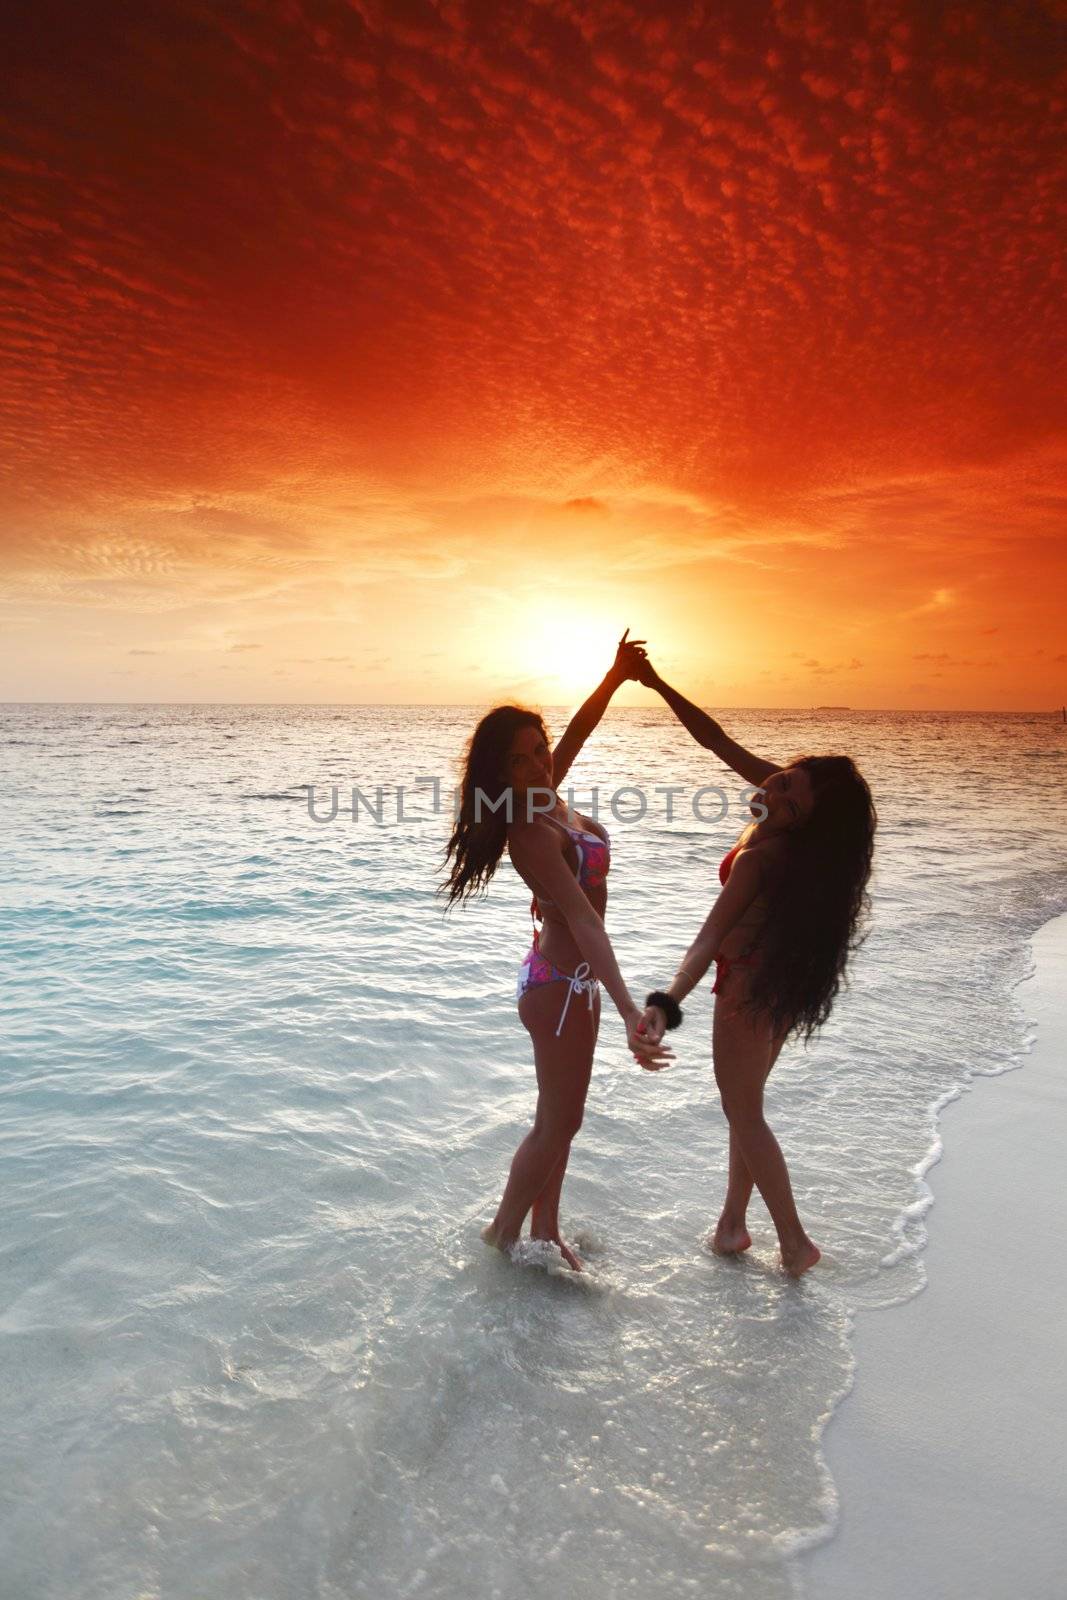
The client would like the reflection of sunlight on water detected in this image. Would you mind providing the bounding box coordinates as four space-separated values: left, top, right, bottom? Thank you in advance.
2 706 1066 1600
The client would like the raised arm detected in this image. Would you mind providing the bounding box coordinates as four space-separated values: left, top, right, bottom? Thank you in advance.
551 628 646 788
508 820 673 1069
638 662 778 788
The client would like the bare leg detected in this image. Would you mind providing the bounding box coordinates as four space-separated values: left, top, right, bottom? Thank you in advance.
481 1128 578 1257
710 1127 755 1255
482 983 596 1269
711 1002 820 1277
530 992 600 1268
529 1149 580 1270
711 1024 790 1255
530 1147 568 1234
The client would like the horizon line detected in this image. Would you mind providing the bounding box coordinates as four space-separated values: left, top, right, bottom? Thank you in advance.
1 701 1064 716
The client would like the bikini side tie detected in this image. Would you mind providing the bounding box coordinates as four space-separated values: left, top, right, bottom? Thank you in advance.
555 961 597 1037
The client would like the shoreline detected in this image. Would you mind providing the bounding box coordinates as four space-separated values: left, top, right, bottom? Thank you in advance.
791 911 1067 1600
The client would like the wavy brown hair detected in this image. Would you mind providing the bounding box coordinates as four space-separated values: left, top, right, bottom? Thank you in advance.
742 754 877 1044
438 705 549 911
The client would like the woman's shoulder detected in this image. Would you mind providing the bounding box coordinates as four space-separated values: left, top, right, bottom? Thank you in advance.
506 812 563 854
743 834 788 882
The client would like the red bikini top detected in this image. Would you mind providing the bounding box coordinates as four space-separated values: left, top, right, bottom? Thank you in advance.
719 842 743 885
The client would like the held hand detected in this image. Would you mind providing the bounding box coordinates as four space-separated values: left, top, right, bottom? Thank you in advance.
638 1004 667 1046
635 652 659 688
627 1010 674 1071
612 626 649 683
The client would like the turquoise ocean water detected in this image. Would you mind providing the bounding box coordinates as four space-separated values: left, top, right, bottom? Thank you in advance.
2 704 1066 1599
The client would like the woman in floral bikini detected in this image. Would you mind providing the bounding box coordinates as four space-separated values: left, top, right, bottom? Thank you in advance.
439 631 672 1271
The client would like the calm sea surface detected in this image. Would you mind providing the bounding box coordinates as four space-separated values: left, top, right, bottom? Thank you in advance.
2 704 1066 1600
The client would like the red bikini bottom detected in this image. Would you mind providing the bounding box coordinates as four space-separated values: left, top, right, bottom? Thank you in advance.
711 949 760 995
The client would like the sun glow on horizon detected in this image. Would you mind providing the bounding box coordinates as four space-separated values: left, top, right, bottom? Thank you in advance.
502 611 646 708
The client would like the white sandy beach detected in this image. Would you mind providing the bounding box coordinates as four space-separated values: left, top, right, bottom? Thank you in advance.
795 912 1067 1600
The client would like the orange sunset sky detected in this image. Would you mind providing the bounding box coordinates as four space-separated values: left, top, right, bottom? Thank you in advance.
2 0 1064 709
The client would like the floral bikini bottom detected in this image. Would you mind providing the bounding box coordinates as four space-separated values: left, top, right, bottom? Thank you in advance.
516 942 600 1037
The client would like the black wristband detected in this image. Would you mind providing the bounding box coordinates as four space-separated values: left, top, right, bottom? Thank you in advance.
646 990 683 1030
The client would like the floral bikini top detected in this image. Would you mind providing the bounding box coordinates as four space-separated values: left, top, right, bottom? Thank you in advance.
530 815 611 920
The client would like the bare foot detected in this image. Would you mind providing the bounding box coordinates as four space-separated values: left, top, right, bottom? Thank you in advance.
781 1238 821 1278
481 1222 507 1253
532 1230 583 1271
709 1220 753 1256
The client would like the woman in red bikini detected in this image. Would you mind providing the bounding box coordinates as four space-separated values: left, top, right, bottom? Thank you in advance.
439 631 674 1272
635 654 876 1279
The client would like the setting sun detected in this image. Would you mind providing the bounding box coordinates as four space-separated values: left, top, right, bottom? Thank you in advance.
508 613 636 707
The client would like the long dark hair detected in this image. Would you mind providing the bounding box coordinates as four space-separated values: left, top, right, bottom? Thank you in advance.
438 705 549 912
742 754 876 1044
